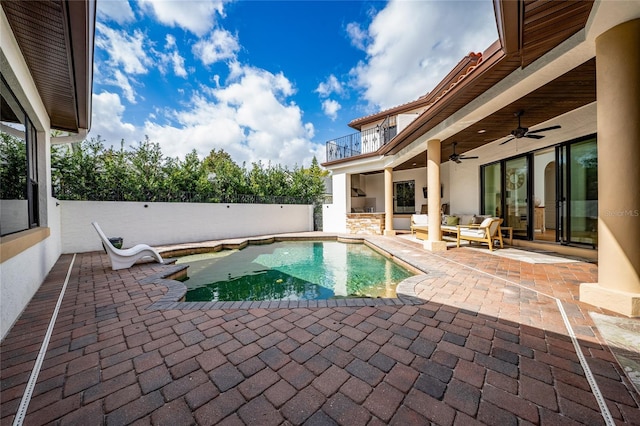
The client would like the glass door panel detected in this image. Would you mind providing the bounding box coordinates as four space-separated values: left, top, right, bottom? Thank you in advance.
504 156 529 238
557 145 568 243
533 149 556 241
481 163 501 217
568 138 598 246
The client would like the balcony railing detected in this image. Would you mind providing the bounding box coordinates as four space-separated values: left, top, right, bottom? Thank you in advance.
325 117 397 162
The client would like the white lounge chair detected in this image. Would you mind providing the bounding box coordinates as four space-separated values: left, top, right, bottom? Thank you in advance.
92 222 163 270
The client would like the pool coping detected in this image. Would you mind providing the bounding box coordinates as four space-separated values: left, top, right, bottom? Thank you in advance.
146 234 429 310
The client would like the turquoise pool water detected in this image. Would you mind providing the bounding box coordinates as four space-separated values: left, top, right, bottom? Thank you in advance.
176 241 414 302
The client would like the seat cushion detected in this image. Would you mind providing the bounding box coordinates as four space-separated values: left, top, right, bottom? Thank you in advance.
460 229 485 238
412 214 428 225
479 217 494 228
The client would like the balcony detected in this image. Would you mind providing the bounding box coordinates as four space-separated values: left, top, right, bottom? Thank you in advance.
325 117 397 162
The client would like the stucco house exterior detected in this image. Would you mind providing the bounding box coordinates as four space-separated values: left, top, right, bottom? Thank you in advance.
322 1 640 317
1 0 96 339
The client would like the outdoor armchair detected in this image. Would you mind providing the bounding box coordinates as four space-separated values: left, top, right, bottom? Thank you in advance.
456 217 504 251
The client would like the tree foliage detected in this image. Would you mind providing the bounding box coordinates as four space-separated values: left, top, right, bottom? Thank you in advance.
51 137 328 205
0 132 27 199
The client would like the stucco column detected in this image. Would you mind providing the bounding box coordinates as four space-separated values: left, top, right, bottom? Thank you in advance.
383 167 396 236
424 139 447 252
580 19 640 317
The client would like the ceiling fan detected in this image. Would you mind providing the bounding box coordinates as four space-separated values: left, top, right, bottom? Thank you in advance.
449 142 478 164
499 110 561 145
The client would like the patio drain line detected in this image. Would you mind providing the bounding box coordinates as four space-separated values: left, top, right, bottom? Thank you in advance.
12 254 76 426
556 298 615 425
426 251 615 426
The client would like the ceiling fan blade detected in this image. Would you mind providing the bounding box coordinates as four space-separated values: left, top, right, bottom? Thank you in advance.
527 125 561 134
460 155 479 160
499 137 515 145
454 158 462 164
525 134 545 139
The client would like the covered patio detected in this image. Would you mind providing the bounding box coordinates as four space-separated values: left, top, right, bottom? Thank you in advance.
1 233 639 424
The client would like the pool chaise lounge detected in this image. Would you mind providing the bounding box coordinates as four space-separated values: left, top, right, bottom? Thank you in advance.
92 222 164 270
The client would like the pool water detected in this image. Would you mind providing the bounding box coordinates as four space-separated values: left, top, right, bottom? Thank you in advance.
176 241 414 302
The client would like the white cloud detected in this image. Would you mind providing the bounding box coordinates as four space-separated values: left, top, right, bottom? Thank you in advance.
107 70 137 103
96 23 152 74
142 64 321 167
87 92 138 144
157 34 188 78
98 0 135 24
139 0 229 36
348 0 498 110
315 75 343 98
346 22 368 51
193 29 240 65
321 99 341 121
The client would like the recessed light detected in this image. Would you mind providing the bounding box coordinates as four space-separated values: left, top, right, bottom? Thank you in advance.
477 129 486 134
412 162 417 166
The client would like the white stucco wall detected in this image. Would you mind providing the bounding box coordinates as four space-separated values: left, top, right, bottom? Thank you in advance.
323 173 348 233
1 8 62 340
60 201 314 253
1 217 61 339
448 159 480 214
397 114 419 132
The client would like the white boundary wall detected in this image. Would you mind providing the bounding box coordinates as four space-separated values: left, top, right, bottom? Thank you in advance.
61 201 314 253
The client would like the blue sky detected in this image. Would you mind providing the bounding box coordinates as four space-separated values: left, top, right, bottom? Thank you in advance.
89 0 498 167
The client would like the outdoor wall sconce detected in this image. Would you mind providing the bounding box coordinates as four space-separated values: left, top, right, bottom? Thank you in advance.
423 185 444 198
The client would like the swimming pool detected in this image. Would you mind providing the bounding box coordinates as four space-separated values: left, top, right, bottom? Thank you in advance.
176 241 414 302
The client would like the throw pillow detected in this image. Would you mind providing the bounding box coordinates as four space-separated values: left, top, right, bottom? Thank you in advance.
446 216 459 226
472 215 484 225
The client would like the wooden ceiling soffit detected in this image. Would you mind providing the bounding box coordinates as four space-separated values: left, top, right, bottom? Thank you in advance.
1 0 95 132
520 0 594 68
440 58 596 161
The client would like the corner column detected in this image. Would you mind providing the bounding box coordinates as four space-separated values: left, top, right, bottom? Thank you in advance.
424 139 447 252
580 19 640 317
383 167 396 236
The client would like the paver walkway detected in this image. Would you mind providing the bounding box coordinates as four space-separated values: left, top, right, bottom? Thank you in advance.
1 234 639 425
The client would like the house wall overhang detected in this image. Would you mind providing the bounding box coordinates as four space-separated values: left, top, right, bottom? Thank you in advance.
1 0 96 134
322 0 613 172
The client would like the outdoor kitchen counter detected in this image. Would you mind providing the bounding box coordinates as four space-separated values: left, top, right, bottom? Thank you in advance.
346 212 385 235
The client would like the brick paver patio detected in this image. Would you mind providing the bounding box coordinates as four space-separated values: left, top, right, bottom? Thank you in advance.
1 234 639 425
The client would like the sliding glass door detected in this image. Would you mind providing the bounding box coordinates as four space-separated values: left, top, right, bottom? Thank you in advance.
504 156 529 239
481 136 597 247
557 138 598 247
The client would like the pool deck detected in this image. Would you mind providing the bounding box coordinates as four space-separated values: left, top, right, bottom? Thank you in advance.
1 232 639 425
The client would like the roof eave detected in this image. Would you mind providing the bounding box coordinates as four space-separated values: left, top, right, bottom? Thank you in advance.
493 0 521 55
347 52 484 131
62 0 96 132
379 40 506 156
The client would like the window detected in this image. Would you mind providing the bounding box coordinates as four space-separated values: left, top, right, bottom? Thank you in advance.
394 180 415 214
1 76 39 236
